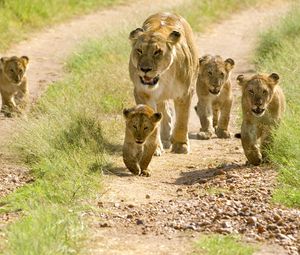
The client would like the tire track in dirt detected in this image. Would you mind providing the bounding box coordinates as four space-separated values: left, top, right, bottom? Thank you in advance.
86 3 299 255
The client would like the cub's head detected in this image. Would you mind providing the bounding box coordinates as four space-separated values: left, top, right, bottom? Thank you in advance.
237 73 280 117
129 27 180 89
123 104 162 144
1 56 29 84
199 55 234 95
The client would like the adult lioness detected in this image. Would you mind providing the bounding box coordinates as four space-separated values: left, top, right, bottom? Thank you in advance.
195 55 235 140
237 73 285 165
129 12 199 154
0 56 29 117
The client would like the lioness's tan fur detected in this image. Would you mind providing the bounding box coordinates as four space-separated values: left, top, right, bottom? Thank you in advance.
0 56 29 117
195 55 235 140
123 104 162 176
237 73 285 165
129 12 198 154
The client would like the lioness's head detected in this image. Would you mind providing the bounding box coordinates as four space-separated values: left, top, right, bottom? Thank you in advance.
123 104 162 144
237 73 280 117
0 56 29 84
129 27 180 89
199 55 234 95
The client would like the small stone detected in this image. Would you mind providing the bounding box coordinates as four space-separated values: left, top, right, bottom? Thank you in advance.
145 194 150 199
136 219 144 225
247 216 257 226
99 222 110 228
127 214 133 219
257 224 265 234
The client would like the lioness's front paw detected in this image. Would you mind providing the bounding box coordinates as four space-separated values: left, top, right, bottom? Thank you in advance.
215 128 231 139
196 131 212 140
171 142 189 154
154 146 164 156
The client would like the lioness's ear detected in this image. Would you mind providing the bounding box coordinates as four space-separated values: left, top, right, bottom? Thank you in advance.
151 112 162 123
123 108 132 119
237 74 245 86
225 58 235 71
129 28 144 42
199 55 211 66
168 31 181 44
268 73 280 85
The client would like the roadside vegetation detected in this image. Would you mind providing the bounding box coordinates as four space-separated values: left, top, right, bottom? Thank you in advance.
255 4 300 208
0 0 276 253
0 0 126 51
175 0 266 31
194 235 256 255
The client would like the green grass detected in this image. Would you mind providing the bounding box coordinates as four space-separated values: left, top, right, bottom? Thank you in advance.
254 4 300 207
193 235 256 255
175 0 265 32
0 0 126 51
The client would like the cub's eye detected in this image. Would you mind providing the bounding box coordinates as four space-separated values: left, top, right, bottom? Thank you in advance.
154 49 162 57
208 71 213 76
249 90 254 95
136 49 142 55
133 125 137 129
10 69 14 73
144 127 148 130
220 72 225 78
263 90 268 95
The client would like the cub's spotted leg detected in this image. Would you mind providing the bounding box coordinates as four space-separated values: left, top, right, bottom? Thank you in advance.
212 105 219 130
157 101 172 149
171 91 193 154
216 98 232 138
139 140 157 177
196 99 214 140
260 128 273 163
241 122 262 165
1 91 19 117
122 145 142 175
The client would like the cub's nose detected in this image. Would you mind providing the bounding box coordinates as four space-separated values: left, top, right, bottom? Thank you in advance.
141 67 152 73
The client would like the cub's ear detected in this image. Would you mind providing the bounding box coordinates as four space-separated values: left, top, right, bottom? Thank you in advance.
129 28 144 42
20 56 29 65
225 58 235 71
236 74 245 86
151 112 162 123
123 108 132 119
1 57 8 64
268 73 280 85
168 31 181 44
199 55 211 66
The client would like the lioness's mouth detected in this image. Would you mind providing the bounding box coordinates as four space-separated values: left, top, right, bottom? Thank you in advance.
209 89 220 95
135 140 144 144
139 75 159 86
252 108 265 116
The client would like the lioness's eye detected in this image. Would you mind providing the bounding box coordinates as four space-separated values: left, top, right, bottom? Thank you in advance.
133 125 137 129
10 69 14 73
136 49 142 55
249 90 254 95
208 71 213 76
154 49 162 56
263 90 268 95
220 72 225 78
144 127 148 130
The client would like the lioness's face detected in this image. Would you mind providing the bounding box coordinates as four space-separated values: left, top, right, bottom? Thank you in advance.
199 55 234 95
237 73 279 117
1 56 29 84
123 105 162 144
129 28 181 89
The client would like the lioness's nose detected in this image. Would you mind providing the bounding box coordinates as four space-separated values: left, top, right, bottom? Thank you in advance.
141 67 152 73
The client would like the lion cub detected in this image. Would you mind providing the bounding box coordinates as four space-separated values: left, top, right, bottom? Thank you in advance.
237 73 285 165
0 56 29 117
123 104 162 176
195 55 235 139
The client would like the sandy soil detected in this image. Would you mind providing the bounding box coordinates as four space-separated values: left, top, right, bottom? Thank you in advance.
0 1 298 254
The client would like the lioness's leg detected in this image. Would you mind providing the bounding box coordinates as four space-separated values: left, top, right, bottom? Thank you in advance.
196 99 214 140
241 122 262 165
216 98 232 138
157 101 172 149
171 92 193 154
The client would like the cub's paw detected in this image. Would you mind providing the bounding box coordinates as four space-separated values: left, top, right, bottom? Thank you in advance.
140 169 151 177
215 128 231 139
171 142 189 154
196 131 212 140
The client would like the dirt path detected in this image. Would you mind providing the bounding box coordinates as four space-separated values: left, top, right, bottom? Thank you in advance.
0 0 185 199
86 3 300 255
